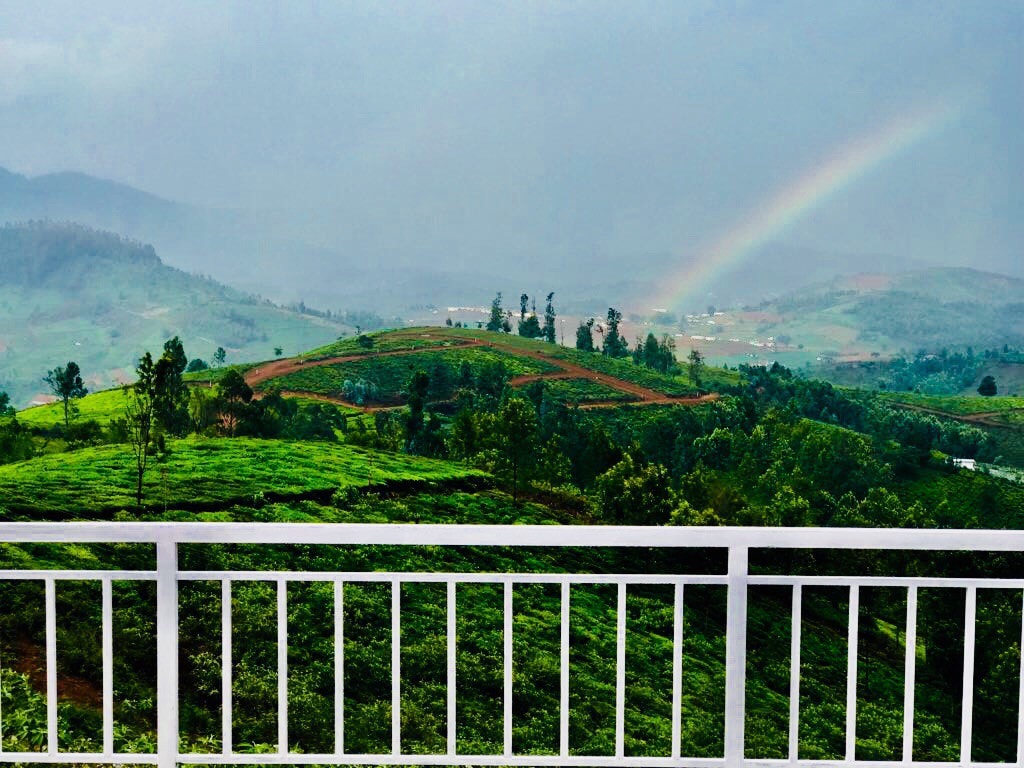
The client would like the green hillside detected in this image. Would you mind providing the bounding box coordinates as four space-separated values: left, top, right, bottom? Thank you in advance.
0 222 353 407
667 268 1024 372
3 327 1024 758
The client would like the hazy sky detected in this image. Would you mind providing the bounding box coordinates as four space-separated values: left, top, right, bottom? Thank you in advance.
1 1 1021 283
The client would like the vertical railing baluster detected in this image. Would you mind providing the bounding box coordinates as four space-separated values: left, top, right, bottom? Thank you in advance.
447 580 456 757
560 580 570 758
962 586 977 764
392 578 401 757
615 582 626 758
45 577 57 755
846 585 859 761
788 584 802 762
102 576 114 756
0 590 3 754
221 579 232 756
156 539 179 768
903 586 918 763
277 579 288 754
1017 590 1024 766
724 546 748 766
504 580 513 758
334 580 344 755
671 582 684 761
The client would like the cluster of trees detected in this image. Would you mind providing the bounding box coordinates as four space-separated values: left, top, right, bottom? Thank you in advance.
575 307 627 356
632 332 678 374
358 354 1009 531
485 292 557 342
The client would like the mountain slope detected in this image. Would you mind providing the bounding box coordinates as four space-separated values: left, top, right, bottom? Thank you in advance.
736 267 1024 357
0 222 351 406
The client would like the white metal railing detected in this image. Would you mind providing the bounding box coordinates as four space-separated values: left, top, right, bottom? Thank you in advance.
0 523 1023 766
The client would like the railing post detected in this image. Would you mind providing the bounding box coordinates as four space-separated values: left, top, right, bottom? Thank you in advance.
157 538 179 768
724 545 748 766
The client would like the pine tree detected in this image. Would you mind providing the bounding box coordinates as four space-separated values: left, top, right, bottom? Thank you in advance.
543 292 556 343
486 293 504 332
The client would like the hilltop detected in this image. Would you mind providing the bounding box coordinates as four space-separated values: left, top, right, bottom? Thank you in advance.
0 222 351 406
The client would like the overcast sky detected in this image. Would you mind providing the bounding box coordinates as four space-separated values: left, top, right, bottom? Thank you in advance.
1 0 1021 282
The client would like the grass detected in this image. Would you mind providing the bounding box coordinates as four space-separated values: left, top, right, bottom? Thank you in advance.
14 388 127 428
540 378 638 404
880 392 1024 415
266 347 558 400
426 328 709 395
0 438 487 515
304 328 457 359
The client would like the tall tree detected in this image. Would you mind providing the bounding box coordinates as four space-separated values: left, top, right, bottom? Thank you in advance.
486 293 505 332
602 308 627 358
154 337 189 436
213 347 227 368
687 348 705 387
517 295 542 338
405 370 430 452
542 292 556 343
44 361 88 429
124 353 156 509
575 318 595 352
218 370 254 436
496 397 538 503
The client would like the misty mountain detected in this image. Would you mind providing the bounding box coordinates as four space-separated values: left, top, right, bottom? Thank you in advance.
751 267 1024 353
3 164 1014 320
0 222 352 407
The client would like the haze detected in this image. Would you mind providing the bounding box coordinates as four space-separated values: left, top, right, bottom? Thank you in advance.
1 1 1021 310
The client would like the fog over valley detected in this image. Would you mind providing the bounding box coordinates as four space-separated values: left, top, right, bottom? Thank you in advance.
0 1 1020 313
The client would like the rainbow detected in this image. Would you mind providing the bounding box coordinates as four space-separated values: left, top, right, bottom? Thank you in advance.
651 98 968 311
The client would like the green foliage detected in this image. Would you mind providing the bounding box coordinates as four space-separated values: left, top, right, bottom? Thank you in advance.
633 332 677 374
269 348 556 404
486 293 505 333
978 375 997 396
44 360 88 429
576 318 595 352
594 455 676 524
542 293 557 344
0 438 485 515
541 378 637 404
601 308 628 358
687 349 705 388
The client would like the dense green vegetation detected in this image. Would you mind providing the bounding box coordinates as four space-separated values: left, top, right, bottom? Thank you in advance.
3 326 1024 758
542 378 637 404
269 347 558 403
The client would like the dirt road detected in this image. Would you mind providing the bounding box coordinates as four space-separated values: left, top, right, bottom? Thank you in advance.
247 329 714 411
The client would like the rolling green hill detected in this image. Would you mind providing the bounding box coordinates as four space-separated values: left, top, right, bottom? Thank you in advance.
677 268 1024 373
0 222 353 407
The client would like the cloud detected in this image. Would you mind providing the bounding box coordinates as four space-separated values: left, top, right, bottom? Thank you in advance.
0 25 164 105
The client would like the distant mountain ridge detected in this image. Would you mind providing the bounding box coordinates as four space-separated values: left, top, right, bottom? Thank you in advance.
751 266 1024 354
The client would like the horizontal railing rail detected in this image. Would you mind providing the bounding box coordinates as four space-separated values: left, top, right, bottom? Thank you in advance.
0 523 1020 767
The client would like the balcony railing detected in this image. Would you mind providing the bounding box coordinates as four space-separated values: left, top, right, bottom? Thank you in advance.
0 522 1022 766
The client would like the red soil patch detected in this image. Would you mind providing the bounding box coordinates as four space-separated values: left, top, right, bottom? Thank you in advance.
251 330 719 412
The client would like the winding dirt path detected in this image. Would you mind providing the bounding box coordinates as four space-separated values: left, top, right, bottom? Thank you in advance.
248 329 715 412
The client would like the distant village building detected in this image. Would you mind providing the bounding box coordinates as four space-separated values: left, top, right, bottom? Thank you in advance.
951 458 977 471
